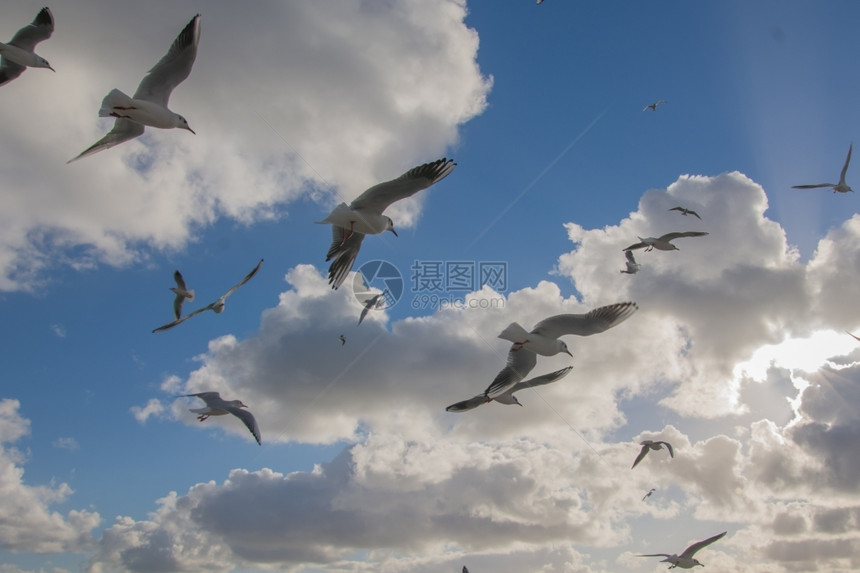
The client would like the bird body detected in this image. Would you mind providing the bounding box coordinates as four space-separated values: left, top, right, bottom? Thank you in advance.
623 231 709 252
639 531 727 568
446 366 573 412
184 391 261 445
318 202 393 236
632 440 674 468
792 143 853 193
99 88 193 130
0 7 55 86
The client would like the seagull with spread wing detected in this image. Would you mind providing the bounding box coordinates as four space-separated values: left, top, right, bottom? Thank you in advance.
446 366 573 412
357 289 388 326
68 14 201 163
183 392 261 445
632 439 674 468
168 270 195 320
621 250 641 274
0 6 54 86
638 531 727 569
643 99 667 112
623 231 709 252
792 143 853 193
317 158 456 289
668 206 702 219
153 259 263 332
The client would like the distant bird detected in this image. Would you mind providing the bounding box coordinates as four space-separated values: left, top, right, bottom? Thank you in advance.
536 0 544 4
68 14 200 163
463 567 469 573
642 488 656 501
668 206 702 220
792 143 853 193
0 7 54 86
152 259 263 332
183 392 261 445
848 331 860 342
483 302 638 400
623 231 709 252
621 250 641 274
357 289 388 326
632 440 674 468
339 334 346 346
317 158 456 289
169 270 195 319
643 99 667 112
638 531 727 569
446 366 573 412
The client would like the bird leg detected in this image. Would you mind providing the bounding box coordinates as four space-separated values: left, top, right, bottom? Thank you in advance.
339 221 356 245
197 414 209 421
511 340 529 352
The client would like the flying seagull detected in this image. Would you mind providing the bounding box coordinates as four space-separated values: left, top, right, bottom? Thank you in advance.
642 488 656 501
483 302 638 400
643 99 667 112
339 334 346 346
153 259 263 332
169 270 195 320
623 231 709 252
638 531 727 569
68 14 201 163
668 206 702 220
446 366 573 412
0 6 54 86
632 440 674 468
317 158 456 289
183 392 261 445
792 143 853 193
357 289 388 326
621 250 640 274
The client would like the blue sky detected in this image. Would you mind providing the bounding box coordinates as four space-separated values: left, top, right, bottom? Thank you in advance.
2 1 860 572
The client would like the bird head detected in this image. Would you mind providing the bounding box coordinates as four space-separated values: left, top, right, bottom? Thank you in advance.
36 56 54 71
385 216 398 236
558 340 572 357
693 559 704 567
176 114 196 134
236 401 249 409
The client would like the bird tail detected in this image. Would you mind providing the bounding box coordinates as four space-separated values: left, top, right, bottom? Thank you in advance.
99 89 133 117
498 322 530 343
186 289 195 302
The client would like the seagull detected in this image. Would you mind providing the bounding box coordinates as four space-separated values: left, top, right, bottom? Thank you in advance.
169 270 195 320
317 158 456 289
0 6 54 86
183 392 261 445
643 99 667 112
68 14 200 163
632 440 674 468
623 231 709 252
483 302 638 399
620 250 640 274
152 259 263 332
339 334 346 346
638 531 727 569
357 289 388 326
642 488 656 501
668 206 702 220
792 143 853 193
445 366 573 412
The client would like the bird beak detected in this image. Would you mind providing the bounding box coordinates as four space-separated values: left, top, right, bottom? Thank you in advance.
565 349 572 357
48 65 55 72
516 402 523 407
389 228 398 237
186 126 196 135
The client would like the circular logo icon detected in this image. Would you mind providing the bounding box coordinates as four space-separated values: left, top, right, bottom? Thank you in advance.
352 259 403 311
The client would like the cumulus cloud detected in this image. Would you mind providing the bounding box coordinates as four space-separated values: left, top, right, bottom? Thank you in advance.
0 0 491 291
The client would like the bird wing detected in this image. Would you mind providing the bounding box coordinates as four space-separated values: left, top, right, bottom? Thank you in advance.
152 303 214 332
792 183 835 189
689 209 702 219
349 158 456 213
839 142 853 185
326 228 365 290
483 347 538 398
661 441 675 457
623 240 648 251
625 250 637 265
509 366 573 394
67 119 146 163
658 231 709 242
531 302 638 339
9 7 54 51
184 391 222 404
174 270 188 290
445 395 488 413
847 331 860 342
226 406 262 445
631 444 650 468
680 531 727 558
134 14 201 106
173 292 185 319
637 553 671 558
357 293 382 325
221 258 264 299
0 59 26 86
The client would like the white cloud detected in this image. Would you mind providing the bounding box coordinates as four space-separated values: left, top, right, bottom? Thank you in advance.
51 437 79 452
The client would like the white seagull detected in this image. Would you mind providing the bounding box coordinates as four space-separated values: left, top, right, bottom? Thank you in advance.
792 142 853 193
483 302 638 399
183 392 261 445
169 270 195 320
0 6 54 86
317 158 456 289
621 250 640 274
668 206 702 220
642 488 656 501
632 440 674 468
68 14 200 163
446 366 573 412
357 289 388 326
643 99 667 112
638 531 727 569
153 259 263 332
623 231 708 252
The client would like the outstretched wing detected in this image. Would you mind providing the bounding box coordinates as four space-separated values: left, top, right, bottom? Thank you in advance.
508 366 573 394
680 531 727 559
625 250 637 265
220 259 264 300
152 303 214 332
623 240 648 251
349 158 456 214
483 347 538 398
532 302 638 339
9 7 54 51
445 395 488 413
327 228 365 290
134 14 201 106
657 231 709 242
227 406 262 445
67 119 146 163
660 441 675 457
631 444 650 468
183 391 221 404
839 142 853 184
